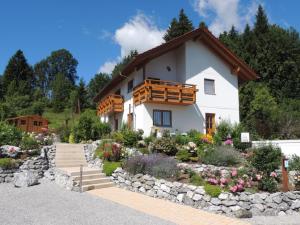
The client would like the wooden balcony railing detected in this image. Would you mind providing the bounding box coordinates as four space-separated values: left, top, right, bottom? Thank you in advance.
133 79 197 106
97 94 124 116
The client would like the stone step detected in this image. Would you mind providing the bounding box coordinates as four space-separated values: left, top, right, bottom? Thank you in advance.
55 157 86 161
56 160 87 164
70 170 102 176
82 182 114 191
81 178 112 185
73 174 106 181
56 163 88 168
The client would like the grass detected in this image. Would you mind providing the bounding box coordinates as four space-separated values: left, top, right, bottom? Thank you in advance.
204 183 222 197
0 158 17 169
103 161 122 176
43 108 80 130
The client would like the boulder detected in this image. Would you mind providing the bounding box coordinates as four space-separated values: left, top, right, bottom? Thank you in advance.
13 171 38 187
234 209 252 218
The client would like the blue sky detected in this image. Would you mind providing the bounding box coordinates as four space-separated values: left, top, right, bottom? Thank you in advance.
1 0 300 83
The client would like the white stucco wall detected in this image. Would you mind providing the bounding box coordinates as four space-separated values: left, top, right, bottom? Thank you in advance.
101 39 240 135
252 140 300 157
185 40 240 130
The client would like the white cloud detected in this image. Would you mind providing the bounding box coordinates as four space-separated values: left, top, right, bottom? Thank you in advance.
99 12 165 74
98 60 117 74
114 13 165 58
193 0 259 35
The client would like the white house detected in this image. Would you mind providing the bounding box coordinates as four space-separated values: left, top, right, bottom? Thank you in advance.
94 27 258 137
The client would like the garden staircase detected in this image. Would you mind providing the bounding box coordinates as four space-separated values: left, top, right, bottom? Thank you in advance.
55 143 114 191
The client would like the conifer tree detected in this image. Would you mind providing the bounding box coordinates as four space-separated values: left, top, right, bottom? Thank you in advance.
254 5 269 35
164 9 194 42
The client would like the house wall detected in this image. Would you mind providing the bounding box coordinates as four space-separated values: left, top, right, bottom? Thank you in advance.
252 140 300 157
100 39 240 135
185 40 240 130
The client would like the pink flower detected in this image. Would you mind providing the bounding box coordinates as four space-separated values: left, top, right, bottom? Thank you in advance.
270 172 277 178
256 174 262 181
237 184 244 191
220 177 228 185
207 178 218 185
231 169 237 177
224 139 233 145
238 179 245 186
230 185 238 193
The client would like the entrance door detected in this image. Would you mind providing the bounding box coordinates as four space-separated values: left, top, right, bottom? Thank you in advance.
205 113 215 135
127 113 133 129
114 119 118 131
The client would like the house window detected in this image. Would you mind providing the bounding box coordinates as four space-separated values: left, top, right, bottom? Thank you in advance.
204 79 215 95
153 110 172 127
39 122 43 126
21 120 26 125
33 121 38 126
127 79 134 93
205 113 215 135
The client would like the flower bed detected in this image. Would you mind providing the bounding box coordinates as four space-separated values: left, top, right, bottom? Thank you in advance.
112 168 300 217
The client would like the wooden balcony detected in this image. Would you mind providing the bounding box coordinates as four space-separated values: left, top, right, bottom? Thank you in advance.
97 94 124 116
133 79 197 106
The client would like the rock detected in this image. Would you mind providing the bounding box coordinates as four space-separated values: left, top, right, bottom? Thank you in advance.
252 203 265 212
13 171 38 187
291 200 300 210
183 196 194 206
139 187 146 193
195 187 205 195
44 168 55 181
208 206 221 211
192 194 202 201
211 198 222 205
266 203 278 209
218 193 229 200
222 200 237 207
285 192 297 200
278 211 286 216
258 193 268 200
263 208 277 216
177 193 185 202
251 194 264 204
203 195 211 202
132 181 142 188
273 195 283 204
0 145 21 158
250 207 263 216
239 193 250 201
161 184 171 193
186 191 194 199
278 202 289 211
238 202 251 210
230 205 241 212
234 209 252 218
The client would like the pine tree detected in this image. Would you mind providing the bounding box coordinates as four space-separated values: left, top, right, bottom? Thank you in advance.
2 50 34 97
163 9 194 42
0 75 3 100
254 5 269 35
77 79 88 113
87 73 111 104
199 21 207 29
111 50 138 78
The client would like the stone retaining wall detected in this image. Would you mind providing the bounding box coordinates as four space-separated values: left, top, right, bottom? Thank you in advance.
0 145 56 183
84 141 102 169
112 168 300 217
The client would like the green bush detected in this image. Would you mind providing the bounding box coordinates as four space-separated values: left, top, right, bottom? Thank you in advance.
204 184 222 197
103 161 122 176
122 129 142 147
288 154 300 171
73 110 111 143
111 131 124 143
152 137 178 156
216 120 233 141
258 177 278 192
175 149 191 162
190 174 204 186
232 124 251 151
201 146 241 166
57 125 71 143
144 135 155 146
174 135 190 145
250 145 282 174
20 134 39 150
0 122 22 146
0 158 17 169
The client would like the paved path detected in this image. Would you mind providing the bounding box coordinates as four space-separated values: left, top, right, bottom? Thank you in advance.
89 187 249 225
0 180 174 225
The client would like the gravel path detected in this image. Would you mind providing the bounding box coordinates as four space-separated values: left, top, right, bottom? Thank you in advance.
0 180 175 225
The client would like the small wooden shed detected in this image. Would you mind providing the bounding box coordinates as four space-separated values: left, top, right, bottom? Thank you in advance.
7 115 49 133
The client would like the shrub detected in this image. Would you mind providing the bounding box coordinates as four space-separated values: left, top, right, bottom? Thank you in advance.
122 129 142 147
190 174 204 186
216 120 233 141
232 124 251 151
0 122 22 146
57 125 71 143
73 110 111 143
144 135 155 146
250 145 282 174
174 135 190 145
204 184 222 197
103 161 122 176
152 137 178 156
175 149 191 162
0 158 17 169
20 134 40 150
111 131 124 143
288 154 300 171
201 146 241 166
258 177 278 193
123 154 178 179
94 140 121 161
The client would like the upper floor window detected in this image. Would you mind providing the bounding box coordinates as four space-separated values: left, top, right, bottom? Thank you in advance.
33 121 38 126
204 79 215 95
21 120 26 125
153 110 172 127
127 79 134 93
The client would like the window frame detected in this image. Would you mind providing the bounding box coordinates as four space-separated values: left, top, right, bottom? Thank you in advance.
153 110 172 127
204 78 216 95
127 79 134 93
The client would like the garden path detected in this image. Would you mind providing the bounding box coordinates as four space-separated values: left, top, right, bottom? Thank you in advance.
89 187 250 225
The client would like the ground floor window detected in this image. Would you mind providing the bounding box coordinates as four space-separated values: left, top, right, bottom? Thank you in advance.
114 119 118 130
205 113 215 134
153 110 172 127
